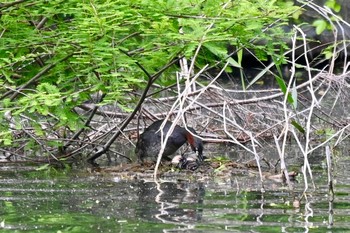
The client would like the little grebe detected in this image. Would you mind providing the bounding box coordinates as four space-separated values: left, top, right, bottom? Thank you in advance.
135 120 203 169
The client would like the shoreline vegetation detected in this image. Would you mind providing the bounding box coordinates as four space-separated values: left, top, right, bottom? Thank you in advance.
0 0 348 192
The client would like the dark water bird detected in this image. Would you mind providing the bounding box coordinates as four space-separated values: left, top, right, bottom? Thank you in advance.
135 120 204 169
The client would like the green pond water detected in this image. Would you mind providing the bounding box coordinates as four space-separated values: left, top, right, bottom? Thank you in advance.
0 149 349 233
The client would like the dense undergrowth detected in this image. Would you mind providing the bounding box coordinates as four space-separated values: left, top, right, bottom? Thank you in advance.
0 0 349 190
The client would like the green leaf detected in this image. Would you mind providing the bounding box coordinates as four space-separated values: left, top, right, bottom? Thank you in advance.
334 3 341 12
237 48 243 65
36 164 50 171
37 83 60 94
325 0 341 12
275 76 287 93
275 76 294 105
227 57 241 68
1 70 15 84
0 135 13 146
312 19 327 35
291 78 298 109
291 120 305 134
204 42 241 68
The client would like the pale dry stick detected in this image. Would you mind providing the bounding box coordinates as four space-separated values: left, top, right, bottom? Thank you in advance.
273 134 292 190
179 55 196 93
304 89 318 184
178 37 208 114
306 3 337 71
307 85 321 107
284 27 329 107
309 74 330 109
212 84 281 94
153 3 219 174
181 62 227 139
154 113 181 178
179 0 231 94
325 145 334 226
249 131 264 192
321 8 337 74
295 25 317 190
187 98 258 154
179 0 228 89
177 60 209 129
179 58 190 83
187 0 231 74
346 62 350 72
149 69 324 114
222 101 256 155
0 28 6 38
154 183 196 228
153 65 208 177
304 201 314 230
309 3 350 120
21 127 59 161
173 0 235 143
288 34 330 116
154 71 207 173
87 123 118 143
310 2 350 29
154 180 169 223
308 2 349 73
325 145 333 198
153 180 189 225
333 126 350 147
276 29 299 187
181 58 259 147
256 193 265 225
315 8 346 113
210 73 323 106
153 72 192 175
182 62 262 152
290 128 316 193
308 124 350 154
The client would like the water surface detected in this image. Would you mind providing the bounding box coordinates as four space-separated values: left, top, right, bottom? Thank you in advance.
0 149 349 232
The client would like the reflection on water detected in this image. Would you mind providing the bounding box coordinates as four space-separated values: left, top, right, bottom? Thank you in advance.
136 181 205 225
0 150 350 232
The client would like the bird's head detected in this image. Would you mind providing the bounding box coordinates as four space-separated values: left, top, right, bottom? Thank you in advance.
186 127 204 161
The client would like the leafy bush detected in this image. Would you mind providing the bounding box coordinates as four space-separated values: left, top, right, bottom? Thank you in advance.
0 0 297 153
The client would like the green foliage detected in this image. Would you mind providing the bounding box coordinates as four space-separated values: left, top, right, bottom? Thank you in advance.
312 19 331 35
325 0 341 12
312 0 341 35
0 131 13 146
0 0 297 149
275 76 296 107
316 128 336 140
208 156 230 163
291 120 305 134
